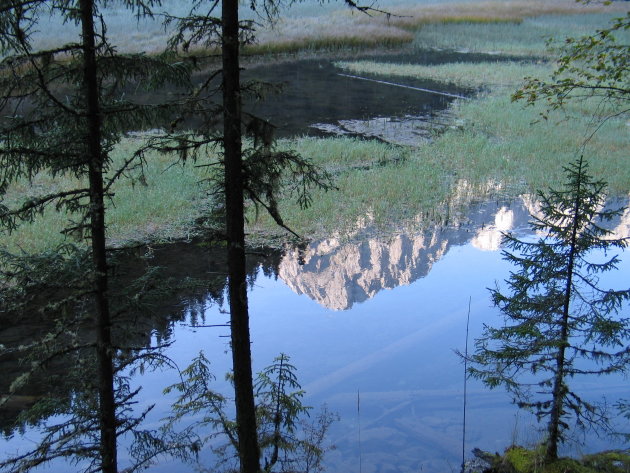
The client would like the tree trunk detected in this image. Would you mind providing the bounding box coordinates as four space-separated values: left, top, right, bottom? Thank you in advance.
545 158 584 463
79 1 118 472
222 1 261 472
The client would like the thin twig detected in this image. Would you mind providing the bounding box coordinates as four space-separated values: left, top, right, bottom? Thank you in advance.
461 296 471 473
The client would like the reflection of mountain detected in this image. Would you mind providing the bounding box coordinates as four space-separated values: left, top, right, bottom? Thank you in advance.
280 231 446 310
611 194 630 240
471 206 515 252
279 201 532 310
279 195 630 310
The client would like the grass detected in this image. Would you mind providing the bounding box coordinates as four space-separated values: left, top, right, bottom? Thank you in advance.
4 76 628 251
334 60 551 88
1 136 215 254
477 445 630 473
6 7 629 251
28 0 627 57
242 34 413 57
377 0 625 29
411 12 629 56
249 2 627 58
247 61 629 241
429 93 630 195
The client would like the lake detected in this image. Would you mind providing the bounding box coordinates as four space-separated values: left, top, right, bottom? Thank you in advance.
155 197 630 473
4 197 626 472
1 51 628 472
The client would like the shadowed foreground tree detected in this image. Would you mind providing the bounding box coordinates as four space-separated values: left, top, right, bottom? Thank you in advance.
161 1 392 471
469 157 630 462
0 1 192 472
514 11 629 128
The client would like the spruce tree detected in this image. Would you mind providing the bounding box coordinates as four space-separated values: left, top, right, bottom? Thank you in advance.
163 1 385 470
469 156 630 462
0 2 192 471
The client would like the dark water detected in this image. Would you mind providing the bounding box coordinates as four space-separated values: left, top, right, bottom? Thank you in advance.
2 197 628 472
238 50 531 141
242 56 462 138
0 50 507 145
238 50 533 144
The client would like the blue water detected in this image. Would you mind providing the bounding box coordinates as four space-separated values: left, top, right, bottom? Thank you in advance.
3 199 629 473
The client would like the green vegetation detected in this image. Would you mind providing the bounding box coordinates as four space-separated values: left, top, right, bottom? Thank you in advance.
28 1 624 57
515 12 630 119
474 445 630 473
4 86 628 251
242 34 413 57
242 3 627 58
335 60 550 88
2 10 629 252
411 13 625 56
2 136 214 253
249 87 628 241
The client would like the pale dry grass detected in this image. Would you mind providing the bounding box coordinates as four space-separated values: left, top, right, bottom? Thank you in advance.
412 12 627 56
250 0 626 56
252 18 413 53
29 0 626 56
347 0 627 30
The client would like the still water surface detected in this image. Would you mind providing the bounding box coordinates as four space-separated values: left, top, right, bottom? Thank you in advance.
125 198 629 473
1 198 629 472
1 48 628 470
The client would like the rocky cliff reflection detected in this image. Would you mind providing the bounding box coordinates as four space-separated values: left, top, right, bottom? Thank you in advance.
278 195 630 310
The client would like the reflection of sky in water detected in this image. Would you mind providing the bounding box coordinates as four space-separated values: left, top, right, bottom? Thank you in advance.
143 238 629 473
2 198 629 473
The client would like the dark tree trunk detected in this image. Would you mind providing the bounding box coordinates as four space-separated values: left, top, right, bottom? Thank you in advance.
79 1 118 472
222 1 261 472
545 159 583 463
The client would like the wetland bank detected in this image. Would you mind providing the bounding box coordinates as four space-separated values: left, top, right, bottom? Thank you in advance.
1 1 629 472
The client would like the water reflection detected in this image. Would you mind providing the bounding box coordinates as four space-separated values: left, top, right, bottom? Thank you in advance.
0 244 281 437
279 200 532 310
278 195 630 311
242 52 483 140
471 206 515 251
243 51 525 142
1 195 629 473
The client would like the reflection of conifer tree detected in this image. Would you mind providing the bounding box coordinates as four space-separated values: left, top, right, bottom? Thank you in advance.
163 1 336 470
0 1 192 471
470 157 630 462
164 353 337 473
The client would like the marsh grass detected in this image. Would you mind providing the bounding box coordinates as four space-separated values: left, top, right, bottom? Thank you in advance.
248 90 629 241
5 106 628 251
1 136 215 254
29 0 625 57
6 89 628 250
243 34 412 57
334 60 551 88
281 136 410 172
9 6 630 249
358 1 626 34
249 2 626 58
412 12 628 56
